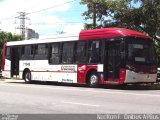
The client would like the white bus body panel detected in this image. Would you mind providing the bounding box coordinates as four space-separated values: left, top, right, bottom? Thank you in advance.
2 59 11 78
125 70 157 83
20 60 77 83
97 64 103 72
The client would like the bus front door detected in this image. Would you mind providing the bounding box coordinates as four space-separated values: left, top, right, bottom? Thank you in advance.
11 47 19 77
104 41 121 81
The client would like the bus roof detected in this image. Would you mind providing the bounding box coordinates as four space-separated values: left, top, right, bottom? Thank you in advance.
6 28 150 46
6 35 79 46
79 28 150 40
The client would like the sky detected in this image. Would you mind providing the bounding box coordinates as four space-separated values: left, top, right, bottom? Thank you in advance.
0 0 87 38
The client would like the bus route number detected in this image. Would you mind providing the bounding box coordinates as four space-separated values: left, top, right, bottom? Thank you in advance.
23 63 30 66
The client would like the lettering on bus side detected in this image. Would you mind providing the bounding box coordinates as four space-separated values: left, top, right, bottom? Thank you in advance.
62 79 73 83
23 63 30 66
61 65 76 71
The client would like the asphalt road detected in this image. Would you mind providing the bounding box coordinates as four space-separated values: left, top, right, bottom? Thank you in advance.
0 79 160 114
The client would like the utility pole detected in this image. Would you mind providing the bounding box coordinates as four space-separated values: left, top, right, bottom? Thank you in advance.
15 12 30 40
93 3 97 29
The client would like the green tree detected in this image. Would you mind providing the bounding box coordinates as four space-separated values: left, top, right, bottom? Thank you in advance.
81 0 160 38
81 0 112 29
0 31 22 46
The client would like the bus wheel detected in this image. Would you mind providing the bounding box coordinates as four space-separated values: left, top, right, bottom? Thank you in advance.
24 70 32 83
88 72 99 87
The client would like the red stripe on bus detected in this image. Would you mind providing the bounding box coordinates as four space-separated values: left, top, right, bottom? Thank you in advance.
30 70 77 73
1 42 7 71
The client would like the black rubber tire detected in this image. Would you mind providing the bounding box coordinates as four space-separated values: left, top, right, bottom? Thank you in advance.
24 70 32 84
87 71 99 87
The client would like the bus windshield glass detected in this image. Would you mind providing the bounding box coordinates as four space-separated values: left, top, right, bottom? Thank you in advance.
126 37 156 66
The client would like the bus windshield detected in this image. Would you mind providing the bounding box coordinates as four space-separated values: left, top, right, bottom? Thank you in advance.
126 37 156 66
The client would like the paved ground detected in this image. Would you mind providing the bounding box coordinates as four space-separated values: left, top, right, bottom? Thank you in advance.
0 79 160 114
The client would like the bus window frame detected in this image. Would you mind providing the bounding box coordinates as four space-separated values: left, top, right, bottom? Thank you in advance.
61 41 75 64
5 46 11 60
34 43 48 60
75 41 88 64
48 42 61 64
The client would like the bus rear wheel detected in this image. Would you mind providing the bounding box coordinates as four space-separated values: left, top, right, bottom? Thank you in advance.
24 70 32 83
87 72 99 87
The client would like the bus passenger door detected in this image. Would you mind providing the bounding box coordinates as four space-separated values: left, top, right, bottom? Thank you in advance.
11 47 20 77
104 41 121 81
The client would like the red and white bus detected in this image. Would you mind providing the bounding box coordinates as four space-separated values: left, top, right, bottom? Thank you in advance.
1 28 157 87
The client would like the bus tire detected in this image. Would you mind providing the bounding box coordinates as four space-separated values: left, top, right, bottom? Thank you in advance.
24 70 32 84
87 71 99 87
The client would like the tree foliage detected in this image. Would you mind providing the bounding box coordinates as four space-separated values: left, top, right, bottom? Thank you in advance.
81 0 114 29
0 31 22 47
81 0 160 38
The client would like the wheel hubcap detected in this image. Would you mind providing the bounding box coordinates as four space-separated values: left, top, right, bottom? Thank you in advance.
90 75 98 85
25 73 30 81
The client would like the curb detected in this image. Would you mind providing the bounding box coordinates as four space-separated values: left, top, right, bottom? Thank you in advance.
0 79 24 82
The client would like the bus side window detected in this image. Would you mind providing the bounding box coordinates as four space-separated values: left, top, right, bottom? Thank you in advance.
62 42 75 64
34 45 38 55
75 41 87 63
38 44 48 55
6 47 11 60
21 45 33 60
88 41 100 63
34 44 48 60
49 43 60 64
31 45 34 55
20 46 25 60
27 45 34 59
